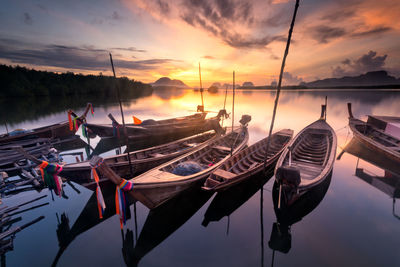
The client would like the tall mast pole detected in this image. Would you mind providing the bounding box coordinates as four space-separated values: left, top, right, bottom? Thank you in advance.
263 0 300 171
199 62 204 110
109 53 133 176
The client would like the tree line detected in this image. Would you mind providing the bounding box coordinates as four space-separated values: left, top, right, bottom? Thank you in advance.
0 64 153 98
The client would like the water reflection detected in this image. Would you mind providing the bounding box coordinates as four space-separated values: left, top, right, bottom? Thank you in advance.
268 171 332 256
2 89 400 266
202 169 274 227
127 187 213 266
52 186 135 267
339 137 400 220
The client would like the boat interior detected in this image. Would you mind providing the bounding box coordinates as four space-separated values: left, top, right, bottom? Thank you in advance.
221 133 291 175
161 130 246 175
355 124 400 149
283 129 333 181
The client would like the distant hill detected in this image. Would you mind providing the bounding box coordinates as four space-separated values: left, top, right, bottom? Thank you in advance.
305 71 400 88
152 77 190 89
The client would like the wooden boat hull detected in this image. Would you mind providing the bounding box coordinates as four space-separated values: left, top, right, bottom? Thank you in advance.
0 103 92 144
349 119 400 164
61 131 217 187
130 127 249 209
347 103 400 164
203 129 293 191
85 113 210 138
274 109 336 206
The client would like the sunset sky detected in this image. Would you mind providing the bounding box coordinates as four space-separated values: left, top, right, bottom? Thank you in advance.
0 0 399 87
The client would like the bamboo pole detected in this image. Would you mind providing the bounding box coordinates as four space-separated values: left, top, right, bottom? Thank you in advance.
109 53 134 176
199 62 204 110
264 0 300 171
231 71 235 156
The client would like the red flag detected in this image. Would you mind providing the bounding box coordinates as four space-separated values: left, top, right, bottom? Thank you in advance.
133 116 142 124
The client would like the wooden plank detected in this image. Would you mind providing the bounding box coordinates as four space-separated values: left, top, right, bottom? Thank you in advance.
213 169 236 180
213 145 231 152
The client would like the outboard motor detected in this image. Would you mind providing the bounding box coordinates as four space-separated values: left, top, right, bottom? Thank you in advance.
275 166 301 189
239 115 251 127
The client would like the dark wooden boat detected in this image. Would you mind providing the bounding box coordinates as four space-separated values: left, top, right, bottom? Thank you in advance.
60 131 217 190
347 103 400 164
91 117 250 209
274 105 336 206
85 112 214 138
0 103 93 144
202 129 293 191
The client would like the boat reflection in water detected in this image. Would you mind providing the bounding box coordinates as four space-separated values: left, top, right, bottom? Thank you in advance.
268 170 332 256
338 137 400 220
52 186 135 267
202 169 274 227
125 187 213 267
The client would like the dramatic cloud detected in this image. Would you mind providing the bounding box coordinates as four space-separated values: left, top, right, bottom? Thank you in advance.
0 38 176 72
350 26 392 38
320 9 356 22
111 47 147 53
309 25 347 44
156 0 170 15
332 50 388 77
23 12 33 25
178 0 286 49
283 71 303 85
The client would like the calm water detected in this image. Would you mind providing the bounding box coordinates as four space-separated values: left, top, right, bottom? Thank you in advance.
1 89 400 267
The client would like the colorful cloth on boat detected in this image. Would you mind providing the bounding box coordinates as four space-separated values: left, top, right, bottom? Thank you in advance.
39 161 63 196
115 186 128 229
90 103 94 115
91 167 106 219
119 179 134 191
68 111 73 131
112 121 121 137
132 116 142 125
82 124 88 138
115 179 134 229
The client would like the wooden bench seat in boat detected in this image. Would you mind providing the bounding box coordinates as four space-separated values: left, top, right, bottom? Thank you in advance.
149 153 164 157
213 169 236 180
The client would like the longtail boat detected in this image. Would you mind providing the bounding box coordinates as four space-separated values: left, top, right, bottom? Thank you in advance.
347 103 400 164
274 105 336 207
85 112 215 139
90 115 250 209
0 103 93 144
61 131 217 190
202 129 293 191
